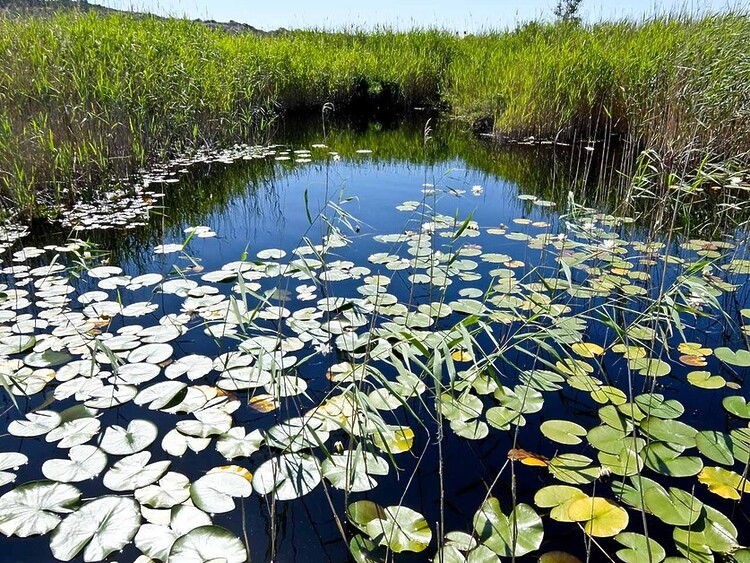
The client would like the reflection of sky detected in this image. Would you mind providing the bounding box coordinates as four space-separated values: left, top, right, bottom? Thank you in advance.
92 0 738 32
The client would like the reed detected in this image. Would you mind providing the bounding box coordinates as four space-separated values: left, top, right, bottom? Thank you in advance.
0 9 747 217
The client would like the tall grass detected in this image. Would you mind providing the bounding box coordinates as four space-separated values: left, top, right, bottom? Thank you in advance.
0 10 748 217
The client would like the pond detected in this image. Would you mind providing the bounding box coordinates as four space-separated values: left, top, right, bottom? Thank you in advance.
0 118 749 563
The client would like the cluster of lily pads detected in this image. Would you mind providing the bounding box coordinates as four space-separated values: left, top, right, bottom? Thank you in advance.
1 150 750 563
57 142 332 232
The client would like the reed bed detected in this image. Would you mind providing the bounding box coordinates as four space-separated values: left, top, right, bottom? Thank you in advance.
0 9 747 217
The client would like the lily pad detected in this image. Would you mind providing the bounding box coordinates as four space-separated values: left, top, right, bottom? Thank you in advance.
167 525 247 562
473 498 542 557
567 496 629 537
49 496 140 562
253 453 321 500
0 480 80 537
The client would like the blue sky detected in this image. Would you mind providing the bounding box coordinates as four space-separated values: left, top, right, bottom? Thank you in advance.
93 0 745 31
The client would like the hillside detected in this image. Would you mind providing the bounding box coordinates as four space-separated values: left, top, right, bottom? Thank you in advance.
0 0 279 34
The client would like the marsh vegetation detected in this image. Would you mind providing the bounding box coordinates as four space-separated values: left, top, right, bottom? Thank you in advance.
0 6 749 563
0 9 748 216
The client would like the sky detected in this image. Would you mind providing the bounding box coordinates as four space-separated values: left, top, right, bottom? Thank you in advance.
92 0 745 32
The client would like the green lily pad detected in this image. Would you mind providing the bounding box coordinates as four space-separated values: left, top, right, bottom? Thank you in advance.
533 485 587 522
540 420 587 445
640 418 697 448
615 532 665 563
548 454 600 485
167 525 247 562
644 442 703 477
473 498 542 557
365 505 432 553
0 480 80 537
723 396 750 419
50 496 141 562
633 394 684 419
696 431 734 466
714 347 750 367
687 371 726 389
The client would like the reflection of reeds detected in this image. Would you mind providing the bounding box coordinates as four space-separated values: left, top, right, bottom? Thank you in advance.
0 11 748 217
18 118 741 266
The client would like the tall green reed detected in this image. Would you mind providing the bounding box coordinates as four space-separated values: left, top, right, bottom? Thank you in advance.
0 9 748 217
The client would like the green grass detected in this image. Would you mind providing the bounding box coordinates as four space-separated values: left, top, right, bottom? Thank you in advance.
0 10 748 217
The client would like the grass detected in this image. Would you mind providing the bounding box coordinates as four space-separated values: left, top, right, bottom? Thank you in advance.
0 9 748 217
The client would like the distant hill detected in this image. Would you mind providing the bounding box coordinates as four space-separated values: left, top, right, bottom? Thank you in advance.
0 0 283 35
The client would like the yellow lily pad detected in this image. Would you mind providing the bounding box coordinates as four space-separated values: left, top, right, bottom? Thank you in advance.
567 496 629 537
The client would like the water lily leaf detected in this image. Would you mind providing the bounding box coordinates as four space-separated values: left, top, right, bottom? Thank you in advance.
714 347 750 367
599 405 634 432
548 454 600 484
0 452 24 487
84 383 138 409
614 532 665 563
687 371 725 389
590 385 627 405
41 445 107 483
216 427 264 460
723 396 750 419
571 342 604 358
640 418 697 448
700 504 739 553
161 428 211 457
672 527 714 563
100 419 158 455
348 500 387 534
115 362 161 385
135 505 211 560
567 496 629 537
496 384 544 413
643 484 703 527
324 443 389 490
698 466 750 500
473 498 542 557
629 357 671 377
46 417 101 448
8 410 61 437
265 416 329 452
0 480 80 537
372 425 414 454
644 442 703 477
134 381 188 410
253 453 321 500
486 406 525 430
102 452 170 491
365 505 432 553
167 525 247 562
176 408 233 438
128 343 174 364
121 301 158 317
24 350 73 368
350 533 387 563
165 354 213 380
598 447 644 477
190 469 253 513
633 394 683 419
49 496 140 562
540 420 587 445
534 485 587 522
135 472 191 509
587 425 629 454
696 431 734 466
